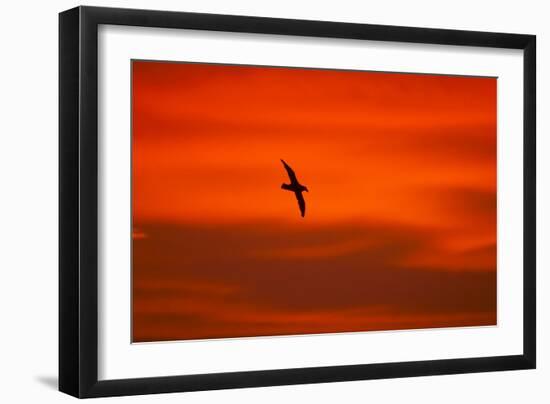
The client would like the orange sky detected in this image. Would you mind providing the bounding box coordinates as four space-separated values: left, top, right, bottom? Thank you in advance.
132 60 497 342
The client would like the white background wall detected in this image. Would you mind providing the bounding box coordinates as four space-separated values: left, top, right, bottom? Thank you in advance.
0 0 546 402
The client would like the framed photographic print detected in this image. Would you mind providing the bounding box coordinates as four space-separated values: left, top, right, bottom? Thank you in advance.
59 6 536 398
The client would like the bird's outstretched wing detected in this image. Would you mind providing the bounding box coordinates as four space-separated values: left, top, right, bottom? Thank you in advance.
295 192 306 217
280 159 298 184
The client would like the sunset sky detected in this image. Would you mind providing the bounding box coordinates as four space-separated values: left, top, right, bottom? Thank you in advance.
131 60 497 342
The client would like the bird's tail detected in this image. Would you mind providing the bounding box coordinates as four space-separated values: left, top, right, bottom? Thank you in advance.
281 183 293 191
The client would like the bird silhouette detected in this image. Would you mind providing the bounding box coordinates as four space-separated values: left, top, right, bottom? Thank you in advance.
280 159 309 217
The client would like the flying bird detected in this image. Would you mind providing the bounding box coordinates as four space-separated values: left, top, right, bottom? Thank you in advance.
280 159 309 217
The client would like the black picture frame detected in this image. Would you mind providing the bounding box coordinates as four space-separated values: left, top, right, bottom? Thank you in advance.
59 5 536 398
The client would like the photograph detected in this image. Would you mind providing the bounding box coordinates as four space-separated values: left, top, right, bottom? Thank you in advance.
54 4 537 399
0 0 544 401
131 60 497 342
